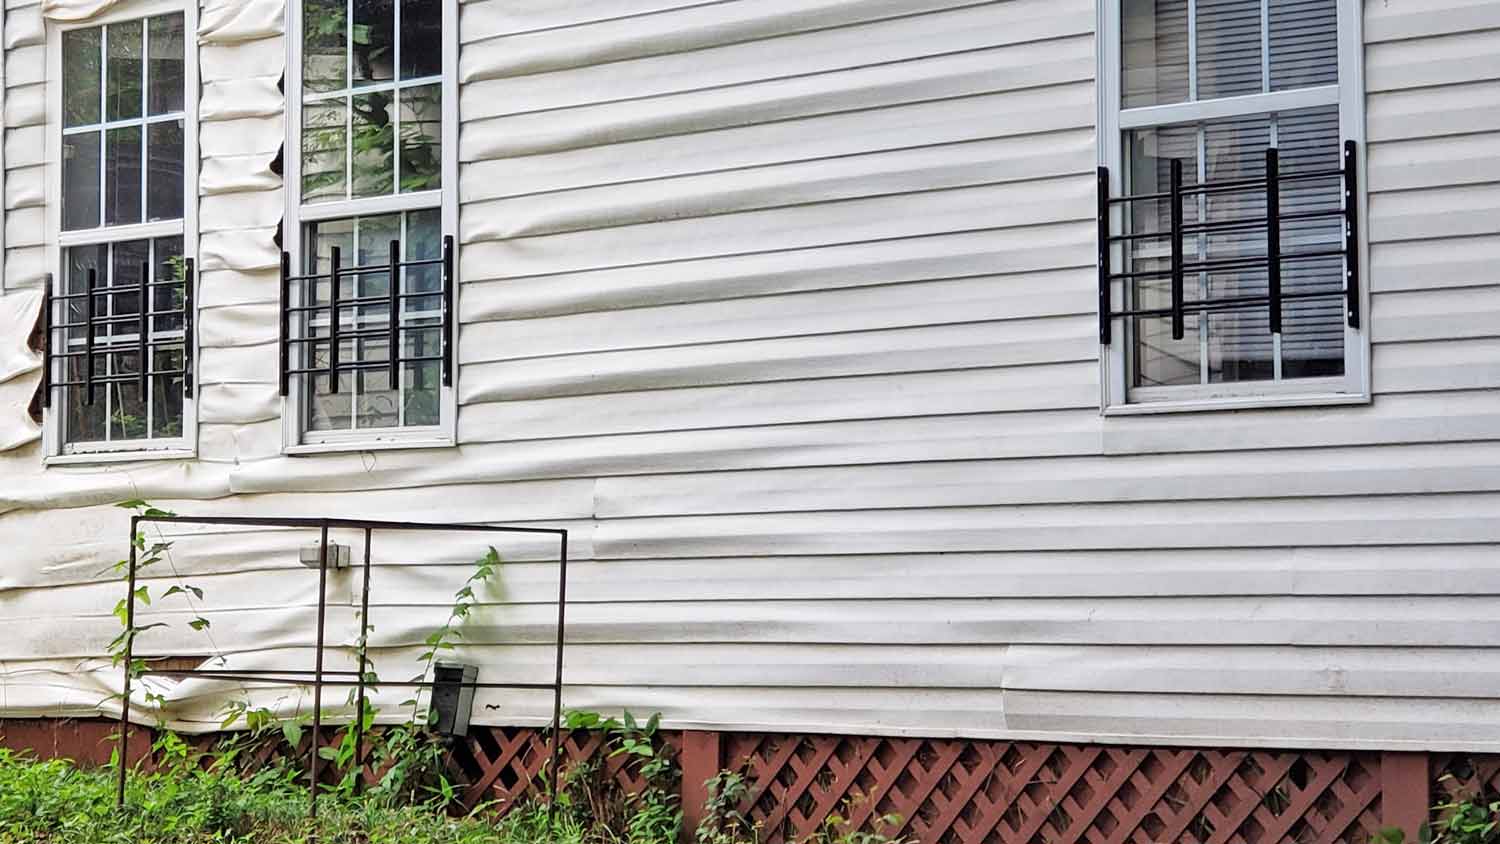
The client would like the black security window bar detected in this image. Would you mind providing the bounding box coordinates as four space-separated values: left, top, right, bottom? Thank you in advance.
279 234 454 425
42 249 194 445
1098 139 1360 372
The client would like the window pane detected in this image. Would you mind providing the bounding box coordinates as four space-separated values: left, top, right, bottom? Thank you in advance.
108 241 149 443
106 21 144 121
63 132 102 231
1278 106 1344 378
63 29 102 127
401 0 441 80
1125 124 1200 387
305 211 442 433
147 120 185 220
105 125 143 225
1203 116 1274 383
1121 0 1188 108
1270 0 1337 90
304 0 348 93
352 0 395 86
351 91 395 197
1197 0 1264 99
402 208 442 426
303 100 349 202
153 235 186 336
148 14 186 115
306 219 355 432
399 83 441 192
63 245 108 444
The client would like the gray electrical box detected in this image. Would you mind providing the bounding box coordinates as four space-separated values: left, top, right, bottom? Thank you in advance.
298 542 350 569
431 662 478 737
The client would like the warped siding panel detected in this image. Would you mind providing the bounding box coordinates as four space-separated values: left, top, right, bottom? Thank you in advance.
1002 691 1500 749
1366 80 1500 143
460 82 1095 203
1005 646 1500 699
460 222 1094 319
461 270 1094 362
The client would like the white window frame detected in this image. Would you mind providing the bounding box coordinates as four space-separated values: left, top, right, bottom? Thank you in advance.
43 0 199 463
282 0 459 455
1097 0 1370 415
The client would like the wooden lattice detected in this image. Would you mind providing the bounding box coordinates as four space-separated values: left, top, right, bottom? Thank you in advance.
0 718 1441 842
720 735 1386 844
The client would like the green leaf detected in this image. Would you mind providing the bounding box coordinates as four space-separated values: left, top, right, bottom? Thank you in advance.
282 721 303 747
134 586 151 606
316 746 339 761
189 617 211 631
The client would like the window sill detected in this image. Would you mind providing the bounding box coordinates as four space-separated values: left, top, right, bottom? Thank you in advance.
284 435 455 456
1103 391 1370 416
45 448 197 466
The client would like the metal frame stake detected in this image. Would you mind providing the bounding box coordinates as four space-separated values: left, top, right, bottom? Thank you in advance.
115 515 139 809
1265 148 1282 336
547 531 569 825
354 527 373 795
310 524 330 819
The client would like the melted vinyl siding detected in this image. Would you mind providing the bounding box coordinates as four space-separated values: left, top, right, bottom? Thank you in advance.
0 0 1499 748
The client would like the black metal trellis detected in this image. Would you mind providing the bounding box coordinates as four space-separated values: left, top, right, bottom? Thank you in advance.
278 236 454 398
1097 139 1360 346
114 515 569 824
40 259 196 408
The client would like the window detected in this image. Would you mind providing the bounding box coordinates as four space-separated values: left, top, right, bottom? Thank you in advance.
283 0 456 451
46 11 195 458
1097 0 1366 411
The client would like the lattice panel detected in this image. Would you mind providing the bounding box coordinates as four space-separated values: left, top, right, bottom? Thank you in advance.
721 735 1385 844
451 727 677 812
1432 754 1500 805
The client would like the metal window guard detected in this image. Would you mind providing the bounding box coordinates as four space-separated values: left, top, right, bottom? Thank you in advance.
1097 139 1360 346
279 236 455 397
40 260 196 407
114 515 570 824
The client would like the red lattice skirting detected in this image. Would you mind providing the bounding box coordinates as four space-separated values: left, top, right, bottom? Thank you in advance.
0 719 1447 843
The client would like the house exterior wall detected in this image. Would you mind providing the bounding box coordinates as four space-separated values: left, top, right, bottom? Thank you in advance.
0 0 1497 750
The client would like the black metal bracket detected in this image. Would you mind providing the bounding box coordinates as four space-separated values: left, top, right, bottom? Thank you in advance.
40 259 195 408
278 235 455 397
1097 140 1361 346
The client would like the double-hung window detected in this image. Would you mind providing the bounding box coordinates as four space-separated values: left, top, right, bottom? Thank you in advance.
1097 0 1366 411
46 9 196 459
283 0 457 451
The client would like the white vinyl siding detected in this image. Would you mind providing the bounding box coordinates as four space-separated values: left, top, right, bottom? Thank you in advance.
0 0 1493 752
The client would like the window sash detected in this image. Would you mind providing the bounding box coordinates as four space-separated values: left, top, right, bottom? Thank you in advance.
47 4 198 459
283 0 459 450
1097 0 1367 411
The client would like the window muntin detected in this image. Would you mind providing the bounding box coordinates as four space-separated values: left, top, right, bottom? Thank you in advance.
288 0 453 447
1104 0 1360 407
299 0 443 203
58 239 188 448
54 13 190 455
61 15 186 231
